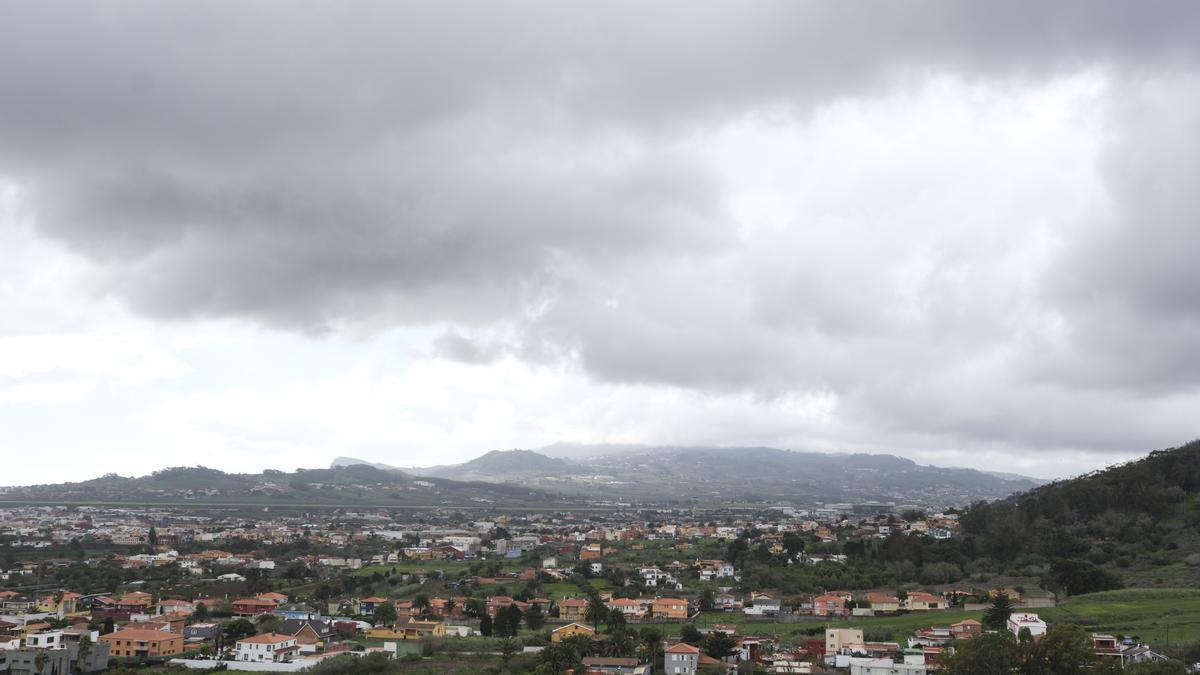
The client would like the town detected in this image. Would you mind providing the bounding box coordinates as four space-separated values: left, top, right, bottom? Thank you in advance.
0 501 1183 674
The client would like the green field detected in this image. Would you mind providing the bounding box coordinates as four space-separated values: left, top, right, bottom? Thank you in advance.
349 561 524 576
660 589 1200 649
1038 589 1200 646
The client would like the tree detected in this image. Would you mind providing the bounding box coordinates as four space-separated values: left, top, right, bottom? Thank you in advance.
782 532 806 558
497 604 524 638
374 601 397 627
586 596 608 629
75 634 93 674
525 601 546 631
601 629 637 658
1043 559 1123 597
638 627 663 665
947 630 1018 675
413 593 431 615
223 618 257 642
703 630 739 660
983 593 1015 631
536 641 585 674
255 613 282 634
500 638 518 665
147 527 157 546
681 623 703 645
1022 623 1102 675
608 608 627 632
34 651 48 675
479 613 493 637
103 617 114 635
192 602 209 622
699 588 715 611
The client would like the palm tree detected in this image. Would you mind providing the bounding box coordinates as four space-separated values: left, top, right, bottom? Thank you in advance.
585 596 607 629
601 630 636 658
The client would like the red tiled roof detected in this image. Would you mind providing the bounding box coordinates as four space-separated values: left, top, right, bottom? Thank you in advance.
665 642 700 654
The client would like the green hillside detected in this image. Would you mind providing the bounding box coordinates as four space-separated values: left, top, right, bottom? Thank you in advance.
959 439 1200 590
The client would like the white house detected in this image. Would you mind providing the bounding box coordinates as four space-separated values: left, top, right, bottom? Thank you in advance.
235 633 300 663
743 595 782 616
640 567 670 587
698 562 735 582
1007 613 1048 638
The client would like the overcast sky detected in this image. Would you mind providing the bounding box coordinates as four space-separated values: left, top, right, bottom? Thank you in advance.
2 2 1199 485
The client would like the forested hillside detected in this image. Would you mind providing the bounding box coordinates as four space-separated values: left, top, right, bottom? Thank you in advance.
957 439 1200 590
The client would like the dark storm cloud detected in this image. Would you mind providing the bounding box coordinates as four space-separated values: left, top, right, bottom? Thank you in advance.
3 1 1200 455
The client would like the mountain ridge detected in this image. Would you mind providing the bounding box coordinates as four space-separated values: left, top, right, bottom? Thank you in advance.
334 445 1043 507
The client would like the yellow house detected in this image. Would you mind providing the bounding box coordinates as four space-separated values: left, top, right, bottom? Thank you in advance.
35 592 82 616
551 623 596 642
904 591 943 611
367 620 446 640
862 592 900 613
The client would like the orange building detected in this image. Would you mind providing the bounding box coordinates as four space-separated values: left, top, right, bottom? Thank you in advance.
233 598 278 616
650 597 689 620
100 628 184 658
559 598 589 622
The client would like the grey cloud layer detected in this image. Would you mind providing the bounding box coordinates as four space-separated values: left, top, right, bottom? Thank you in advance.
3 1 1200 456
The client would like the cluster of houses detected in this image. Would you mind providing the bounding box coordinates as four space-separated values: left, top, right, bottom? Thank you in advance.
0 584 438 673
0 502 964 582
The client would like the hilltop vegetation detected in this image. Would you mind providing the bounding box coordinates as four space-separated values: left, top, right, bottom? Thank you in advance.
957 439 1200 590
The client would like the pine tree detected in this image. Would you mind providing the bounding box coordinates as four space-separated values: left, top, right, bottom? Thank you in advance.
983 593 1014 631
525 601 545 630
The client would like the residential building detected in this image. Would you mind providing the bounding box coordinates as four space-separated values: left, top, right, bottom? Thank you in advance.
184 622 221 644
863 592 900 613
651 597 689 620
582 656 650 674
903 592 942 611
551 622 595 642
827 627 864 654
606 598 645 620
280 618 334 648
234 633 300 663
950 619 981 639
664 642 700 675
744 594 781 616
367 619 446 640
99 628 184 658
559 598 588 622
1007 613 1047 638
359 596 387 616
274 603 321 621
812 593 850 617
232 597 277 616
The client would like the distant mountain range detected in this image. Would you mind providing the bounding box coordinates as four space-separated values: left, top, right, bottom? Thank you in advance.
336 444 1044 507
0 463 572 509
0 446 1043 509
